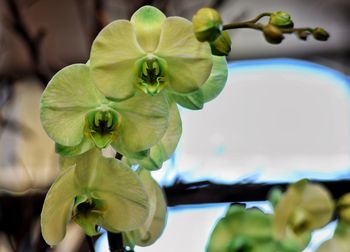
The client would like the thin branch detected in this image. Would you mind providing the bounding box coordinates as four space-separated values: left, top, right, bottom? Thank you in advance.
86 235 96 252
107 232 125 252
164 179 350 206
223 12 271 31
5 0 48 85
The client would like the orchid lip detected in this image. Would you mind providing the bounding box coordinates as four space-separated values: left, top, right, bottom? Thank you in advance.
137 55 167 95
86 109 121 148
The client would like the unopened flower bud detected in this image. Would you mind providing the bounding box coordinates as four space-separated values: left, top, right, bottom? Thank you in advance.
269 11 294 28
263 24 284 44
210 31 231 56
192 8 223 42
338 193 350 223
312 27 329 41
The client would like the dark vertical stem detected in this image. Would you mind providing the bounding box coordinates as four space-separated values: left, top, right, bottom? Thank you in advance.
107 232 125 252
85 235 96 252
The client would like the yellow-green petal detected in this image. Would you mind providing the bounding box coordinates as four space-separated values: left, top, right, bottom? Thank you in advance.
207 206 273 252
112 91 169 154
131 6 166 52
40 64 105 146
128 101 182 170
155 17 213 94
90 20 145 100
41 167 78 245
56 139 94 157
273 180 334 241
171 91 204 110
198 56 228 102
92 158 149 231
126 169 167 246
171 56 227 110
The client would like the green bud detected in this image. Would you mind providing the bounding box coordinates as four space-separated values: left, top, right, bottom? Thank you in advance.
338 193 350 223
192 7 223 42
263 24 284 44
312 27 329 41
269 11 294 28
209 31 231 56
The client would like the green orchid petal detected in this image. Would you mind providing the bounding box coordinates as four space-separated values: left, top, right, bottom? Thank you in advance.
338 193 350 223
119 147 151 160
41 167 78 246
171 91 204 110
112 91 169 154
201 56 228 102
273 181 334 241
128 101 182 170
72 195 105 236
155 17 213 94
207 206 273 252
56 139 94 157
126 169 167 246
171 55 227 110
59 155 77 171
40 64 106 146
131 6 166 52
90 20 145 100
90 132 114 149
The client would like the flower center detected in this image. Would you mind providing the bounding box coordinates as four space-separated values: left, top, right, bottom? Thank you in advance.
86 109 120 148
91 110 116 133
72 195 106 236
137 56 167 95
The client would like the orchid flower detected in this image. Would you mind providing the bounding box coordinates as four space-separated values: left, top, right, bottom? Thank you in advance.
41 149 149 245
40 63 169 158
273 180 334 244
207 205 304 252
89 5 213 100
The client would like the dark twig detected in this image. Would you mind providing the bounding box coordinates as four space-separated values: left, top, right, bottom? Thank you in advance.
107 232 125 252
5 0 48 85
86 235 96 252
164 179 350 206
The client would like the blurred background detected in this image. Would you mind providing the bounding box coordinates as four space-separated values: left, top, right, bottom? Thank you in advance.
0 0 349 251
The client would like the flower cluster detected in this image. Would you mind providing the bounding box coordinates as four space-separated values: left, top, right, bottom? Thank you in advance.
40 5 228 247
206 180 336 252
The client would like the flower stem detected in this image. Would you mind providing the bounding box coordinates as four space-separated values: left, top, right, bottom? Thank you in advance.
107 232 125 252
223 12 270 31
86 235 96 252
